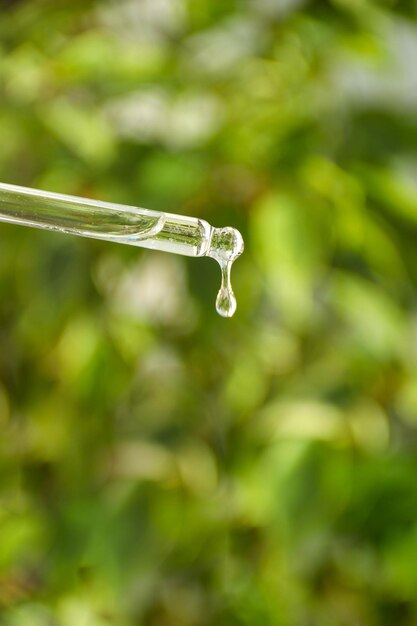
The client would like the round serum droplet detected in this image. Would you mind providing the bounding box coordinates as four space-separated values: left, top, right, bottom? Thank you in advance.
216 286 237 318
208 227 244 318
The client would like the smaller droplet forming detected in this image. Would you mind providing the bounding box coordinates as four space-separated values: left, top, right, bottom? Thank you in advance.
208 227 244 318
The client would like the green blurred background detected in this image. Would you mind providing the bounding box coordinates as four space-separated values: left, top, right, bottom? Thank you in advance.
1 0 417 624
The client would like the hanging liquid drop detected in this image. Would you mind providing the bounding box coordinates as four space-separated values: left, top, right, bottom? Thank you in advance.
208 227 244 318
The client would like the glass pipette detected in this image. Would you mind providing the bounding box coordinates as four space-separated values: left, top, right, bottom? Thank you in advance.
0 182 244 317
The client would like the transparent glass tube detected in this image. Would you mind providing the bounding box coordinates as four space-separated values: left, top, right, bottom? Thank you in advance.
0 182 211 257
0 182 244 317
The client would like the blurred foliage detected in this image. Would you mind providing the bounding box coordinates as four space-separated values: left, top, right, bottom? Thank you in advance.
1 0 417 624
